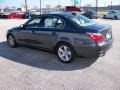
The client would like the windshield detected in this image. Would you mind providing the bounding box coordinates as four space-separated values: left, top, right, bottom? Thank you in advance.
68 14 96 26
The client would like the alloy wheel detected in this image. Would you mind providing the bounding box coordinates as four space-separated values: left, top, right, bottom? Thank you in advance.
7 35 16 47
57 45 72 62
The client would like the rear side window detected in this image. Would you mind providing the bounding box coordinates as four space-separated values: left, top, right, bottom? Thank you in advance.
68 15 95 26
43 17 64 29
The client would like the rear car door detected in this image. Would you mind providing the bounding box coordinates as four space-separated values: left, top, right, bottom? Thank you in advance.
33 16 65 49
112 11 120 19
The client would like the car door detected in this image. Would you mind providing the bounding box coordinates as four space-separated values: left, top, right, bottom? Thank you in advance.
112 11 120 19
107 11 115 18
16 17 42 45
111 11 117 18
32 16 65 49
106 11 112 18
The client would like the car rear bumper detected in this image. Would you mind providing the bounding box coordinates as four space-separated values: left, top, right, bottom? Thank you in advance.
73 39 113 57
97 39 113 56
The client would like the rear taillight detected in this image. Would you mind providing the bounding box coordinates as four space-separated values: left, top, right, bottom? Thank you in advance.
87 33 105 42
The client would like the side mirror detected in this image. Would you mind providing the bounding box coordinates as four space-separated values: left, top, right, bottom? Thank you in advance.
20 24 25 28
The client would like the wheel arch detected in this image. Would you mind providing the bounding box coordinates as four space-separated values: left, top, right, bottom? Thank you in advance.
7 33 14 39
54 41 76 55
7 33 17 44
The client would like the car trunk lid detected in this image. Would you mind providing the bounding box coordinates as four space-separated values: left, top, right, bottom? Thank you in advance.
81 23 112 42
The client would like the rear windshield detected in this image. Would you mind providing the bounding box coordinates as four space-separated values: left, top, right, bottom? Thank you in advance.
67 14 96 26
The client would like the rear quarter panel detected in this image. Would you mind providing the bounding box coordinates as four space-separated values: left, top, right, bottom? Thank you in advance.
54 31 93 48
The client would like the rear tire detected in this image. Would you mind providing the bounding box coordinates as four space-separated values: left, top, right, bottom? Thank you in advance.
7 34 17 48
56 43 75 63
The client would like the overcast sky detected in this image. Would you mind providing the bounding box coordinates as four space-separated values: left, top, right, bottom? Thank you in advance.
0 0 120 8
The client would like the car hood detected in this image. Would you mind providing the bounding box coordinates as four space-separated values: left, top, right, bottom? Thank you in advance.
8 26 21 32
80 23 111 33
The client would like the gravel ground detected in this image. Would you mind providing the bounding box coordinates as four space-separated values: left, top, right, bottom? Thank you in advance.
0 19 120 90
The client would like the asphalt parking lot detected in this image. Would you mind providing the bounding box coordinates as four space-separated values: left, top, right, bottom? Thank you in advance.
0 19 120 90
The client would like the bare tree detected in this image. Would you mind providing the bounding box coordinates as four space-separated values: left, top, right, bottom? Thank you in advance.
11 6 16 11
85 3 92 7
54 4 63 11
55 5 62 9
46 4 51 9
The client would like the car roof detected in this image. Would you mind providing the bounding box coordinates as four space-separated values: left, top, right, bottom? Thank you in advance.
40 12 77 17
108 10 120 14
85 10 96 13
85 10 94 12
110 10 119 12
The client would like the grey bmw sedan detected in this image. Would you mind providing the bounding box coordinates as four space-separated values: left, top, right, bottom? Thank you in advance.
7 12 113 63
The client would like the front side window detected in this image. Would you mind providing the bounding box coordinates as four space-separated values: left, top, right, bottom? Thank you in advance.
109 11 114 14
43 17 64 29
26 18 41 28
68 15 95 26
113 11 120 14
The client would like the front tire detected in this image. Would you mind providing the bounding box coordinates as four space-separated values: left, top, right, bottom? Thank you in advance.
7 35 17 48
56 43 75 63
103 15 106 19
114 16 118 20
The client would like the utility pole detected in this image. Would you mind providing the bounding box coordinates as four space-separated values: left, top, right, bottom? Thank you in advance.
0 0 3 12
40 0 41 14
80 0 81 7
119 4 120 11
111 1 112 10
96 0 98 12
25 0 28 12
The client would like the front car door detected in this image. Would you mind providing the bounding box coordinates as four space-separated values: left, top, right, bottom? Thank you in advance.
16 17 42 45
107 11 115 18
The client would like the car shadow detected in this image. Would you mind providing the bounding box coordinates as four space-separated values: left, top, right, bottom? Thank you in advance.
102 18 120 20
0 41 98 71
